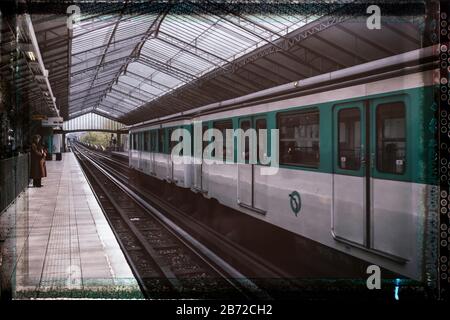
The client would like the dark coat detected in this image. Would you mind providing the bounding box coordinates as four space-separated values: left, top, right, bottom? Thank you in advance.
41 146 47 177
30 142 46 179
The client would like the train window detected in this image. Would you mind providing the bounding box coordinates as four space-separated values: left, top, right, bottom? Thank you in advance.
213 120 233 161
129 135 132 150
168 128 173 152
376 102 406 174
168 127 179 153
138 132 143 151
142 131 146 151
150 130 157 152
278 109 320 168
144 131 150 152
338 108 361 170
158 128 165 153
132 133 138 150
202 125 209 151
194 125 209 157
255 118 267 163
240 120 251 161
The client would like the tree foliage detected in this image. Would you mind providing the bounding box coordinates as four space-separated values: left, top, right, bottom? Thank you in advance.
80 132 112 148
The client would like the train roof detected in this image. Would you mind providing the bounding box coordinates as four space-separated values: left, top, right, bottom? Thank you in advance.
127 45 438 132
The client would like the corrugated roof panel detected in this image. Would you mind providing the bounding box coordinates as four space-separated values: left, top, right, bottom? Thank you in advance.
68 3 328 119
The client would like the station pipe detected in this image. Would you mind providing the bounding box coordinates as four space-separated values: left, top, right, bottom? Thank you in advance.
24 14 60 118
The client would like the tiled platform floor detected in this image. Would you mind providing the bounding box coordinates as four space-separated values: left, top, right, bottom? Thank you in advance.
0 152 142 299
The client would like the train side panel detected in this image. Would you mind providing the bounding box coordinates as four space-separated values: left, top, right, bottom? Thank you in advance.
128 71 436 281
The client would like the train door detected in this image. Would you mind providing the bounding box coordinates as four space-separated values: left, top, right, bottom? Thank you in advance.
167 127 175 182
129 133 134 167
193 123 209 193
370 98 410 259
150 130 156 175
133 133 138 168
143 131 150 172
332 102 366 246
332 98 409 259
138 131 144 171
237 116 267 214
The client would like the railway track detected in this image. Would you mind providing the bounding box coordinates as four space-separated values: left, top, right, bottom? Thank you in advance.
73 144 268 299
75 144 297 278
73 144 421 301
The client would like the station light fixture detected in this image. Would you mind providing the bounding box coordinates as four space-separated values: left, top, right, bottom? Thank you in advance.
26 51 36 61
19 14 61 119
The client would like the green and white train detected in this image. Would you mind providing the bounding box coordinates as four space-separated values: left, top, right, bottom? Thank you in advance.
129 47 438 281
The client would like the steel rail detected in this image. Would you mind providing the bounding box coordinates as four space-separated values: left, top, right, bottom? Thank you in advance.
74 143 269 299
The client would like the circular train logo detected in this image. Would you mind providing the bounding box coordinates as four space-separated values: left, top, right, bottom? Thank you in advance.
289 191 301 216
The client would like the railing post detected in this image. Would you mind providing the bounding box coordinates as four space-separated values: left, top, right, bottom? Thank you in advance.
0 236 2 300
0 153 30 301
0 233 11 301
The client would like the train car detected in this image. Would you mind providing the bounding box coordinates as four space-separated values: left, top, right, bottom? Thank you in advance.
117 133 129 152
128 47 438 281
130 120 193 188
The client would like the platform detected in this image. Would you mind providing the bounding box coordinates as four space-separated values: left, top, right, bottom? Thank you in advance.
0 153 142 299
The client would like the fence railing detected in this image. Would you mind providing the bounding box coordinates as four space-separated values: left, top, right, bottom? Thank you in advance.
0 153 30 214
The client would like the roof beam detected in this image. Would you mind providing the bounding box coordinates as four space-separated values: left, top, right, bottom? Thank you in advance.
111 87 147 103
71 67 119 86
70 95 104 107
335 24 397 56
71 44 135 67
80 2 129 108
313 33 368 64
89 4 172 112
116 81 159 99
222 5 352 73
103 92 140 108
99 100 135 112
123 70 172 91
156 31 226 68
138 53 197 83
71 30 149 57
70 86 110 102
70 54 132 77
46 9 149 48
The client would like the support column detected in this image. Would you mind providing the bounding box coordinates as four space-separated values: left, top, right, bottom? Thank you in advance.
116 132 121 151
62 133 66 153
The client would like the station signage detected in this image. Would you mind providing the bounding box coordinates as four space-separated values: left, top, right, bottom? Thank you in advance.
42 116 63 127
31 114 47 121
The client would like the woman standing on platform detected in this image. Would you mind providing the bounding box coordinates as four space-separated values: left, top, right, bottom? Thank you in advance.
40 142 47 180
30 134 46 187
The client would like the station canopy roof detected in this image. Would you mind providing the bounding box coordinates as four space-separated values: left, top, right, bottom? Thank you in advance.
1 1 428 125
